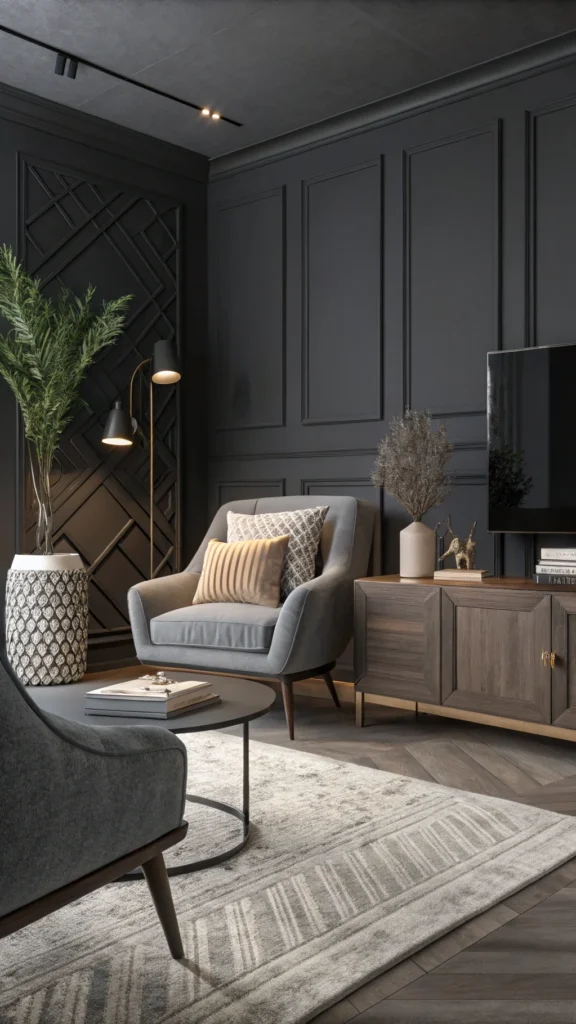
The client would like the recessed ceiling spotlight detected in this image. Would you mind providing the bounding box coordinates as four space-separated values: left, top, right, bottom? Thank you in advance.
201 107 210 116
211 112 221 120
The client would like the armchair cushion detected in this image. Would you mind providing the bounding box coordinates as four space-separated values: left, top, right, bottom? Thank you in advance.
227 505 328 598
150 602 281 653
193 535 289 608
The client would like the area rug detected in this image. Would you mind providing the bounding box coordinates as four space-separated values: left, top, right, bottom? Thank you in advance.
3 733 576 1024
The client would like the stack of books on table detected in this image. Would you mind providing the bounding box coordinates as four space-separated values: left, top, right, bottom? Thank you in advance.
85 677 221 718
534 549 576 586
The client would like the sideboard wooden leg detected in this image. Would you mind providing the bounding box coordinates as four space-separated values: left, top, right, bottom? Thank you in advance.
355 691 365 728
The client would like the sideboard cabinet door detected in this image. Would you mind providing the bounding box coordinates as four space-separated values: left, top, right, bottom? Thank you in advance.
551 594 576 728
441 588 551 723
355 581 441 703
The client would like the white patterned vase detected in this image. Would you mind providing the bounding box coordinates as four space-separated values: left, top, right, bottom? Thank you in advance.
6 553 89 685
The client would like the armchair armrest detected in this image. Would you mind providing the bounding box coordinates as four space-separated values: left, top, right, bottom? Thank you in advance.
0 654 188 918
267 572 354 676
128 571 200 648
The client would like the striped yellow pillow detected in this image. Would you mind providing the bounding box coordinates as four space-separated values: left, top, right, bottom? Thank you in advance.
193 535 290 608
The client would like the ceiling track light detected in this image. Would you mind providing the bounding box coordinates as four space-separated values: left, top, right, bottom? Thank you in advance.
2 22 242 126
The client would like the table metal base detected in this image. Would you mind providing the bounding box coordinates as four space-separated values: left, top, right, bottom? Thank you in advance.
122 722 250 880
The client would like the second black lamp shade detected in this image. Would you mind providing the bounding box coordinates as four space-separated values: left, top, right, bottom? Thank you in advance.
101 339 181 446
151 338 181 384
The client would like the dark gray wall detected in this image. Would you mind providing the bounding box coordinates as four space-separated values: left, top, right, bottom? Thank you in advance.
0 85 208 667
208 58 576 605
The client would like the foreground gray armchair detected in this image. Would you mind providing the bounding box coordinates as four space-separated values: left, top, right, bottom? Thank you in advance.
129 496 376 738
0 651 188 958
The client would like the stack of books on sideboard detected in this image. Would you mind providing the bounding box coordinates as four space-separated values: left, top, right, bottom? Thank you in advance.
534 548 576 586
85 674 221 718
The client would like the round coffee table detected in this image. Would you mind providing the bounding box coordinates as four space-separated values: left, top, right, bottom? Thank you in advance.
28 673 275 877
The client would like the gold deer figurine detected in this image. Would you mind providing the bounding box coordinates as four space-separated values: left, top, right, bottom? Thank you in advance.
438 517 477 570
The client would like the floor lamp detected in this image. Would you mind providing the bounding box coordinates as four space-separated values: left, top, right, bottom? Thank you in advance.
101 339 181 579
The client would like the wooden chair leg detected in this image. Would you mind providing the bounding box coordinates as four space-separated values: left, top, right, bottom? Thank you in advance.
141 853 184 959
355 691 365 728
323 671 341 708
280 678 295 740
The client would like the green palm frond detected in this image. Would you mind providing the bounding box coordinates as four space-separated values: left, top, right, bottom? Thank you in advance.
0 244 132 464
0 244 132 553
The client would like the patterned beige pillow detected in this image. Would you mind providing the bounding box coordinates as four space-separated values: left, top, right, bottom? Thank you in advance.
193 536 289 608
227 506 328 598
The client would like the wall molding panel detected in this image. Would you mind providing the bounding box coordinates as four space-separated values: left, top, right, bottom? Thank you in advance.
527 96 576 349
214 186 286 432
301 158 383 426
402 120 502 419
215 478 286 514
208 438 487 462
208 56 576 588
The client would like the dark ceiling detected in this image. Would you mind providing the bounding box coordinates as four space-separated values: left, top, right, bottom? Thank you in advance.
0 0 575 160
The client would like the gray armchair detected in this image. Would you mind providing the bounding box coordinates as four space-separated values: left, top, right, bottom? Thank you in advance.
0 651 187 959
129 496 376 739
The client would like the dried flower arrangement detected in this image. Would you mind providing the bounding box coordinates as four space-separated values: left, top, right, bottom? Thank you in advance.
371 410 454 520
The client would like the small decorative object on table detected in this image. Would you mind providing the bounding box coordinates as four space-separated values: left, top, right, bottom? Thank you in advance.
0 245 131 684
434 517 488 581
534 547 576 586
372 410 453 578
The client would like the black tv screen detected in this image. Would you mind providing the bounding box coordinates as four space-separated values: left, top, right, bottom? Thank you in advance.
488 344 576 532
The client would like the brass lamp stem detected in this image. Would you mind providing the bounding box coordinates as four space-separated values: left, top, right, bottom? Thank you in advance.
149 376 154 581
128 358 151 418
128 358 155 580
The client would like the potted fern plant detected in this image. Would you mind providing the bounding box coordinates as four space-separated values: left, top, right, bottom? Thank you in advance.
0 245 131 684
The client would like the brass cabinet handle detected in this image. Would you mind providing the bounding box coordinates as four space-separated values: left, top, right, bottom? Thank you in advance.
550 651 557 668
541 650 557 668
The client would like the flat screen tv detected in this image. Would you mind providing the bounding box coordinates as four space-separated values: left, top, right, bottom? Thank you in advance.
488 343 576 533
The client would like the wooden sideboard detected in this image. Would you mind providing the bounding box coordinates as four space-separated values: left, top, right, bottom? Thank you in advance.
354 575 576 741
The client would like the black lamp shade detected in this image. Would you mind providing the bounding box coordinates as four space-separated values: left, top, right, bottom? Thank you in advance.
102 400 134 446
151 338 181 384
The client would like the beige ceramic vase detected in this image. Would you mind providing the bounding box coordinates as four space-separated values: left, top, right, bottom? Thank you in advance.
399 521 436 578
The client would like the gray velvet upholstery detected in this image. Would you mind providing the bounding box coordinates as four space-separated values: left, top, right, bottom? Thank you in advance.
129 496 376 678
0 652 187 919
151 602 281 652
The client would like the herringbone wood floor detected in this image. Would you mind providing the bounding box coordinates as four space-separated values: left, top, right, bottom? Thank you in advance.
91 667 576 1022
225 690 576 1024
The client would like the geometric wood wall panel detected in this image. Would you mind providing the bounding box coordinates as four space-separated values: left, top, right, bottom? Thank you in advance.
302 161 383 425
215 188 285 431
531 101 576 348
20 158 181 648
404 124 501 417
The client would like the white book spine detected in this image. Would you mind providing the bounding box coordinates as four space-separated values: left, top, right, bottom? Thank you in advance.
535 563 576 575
540 549 576 562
